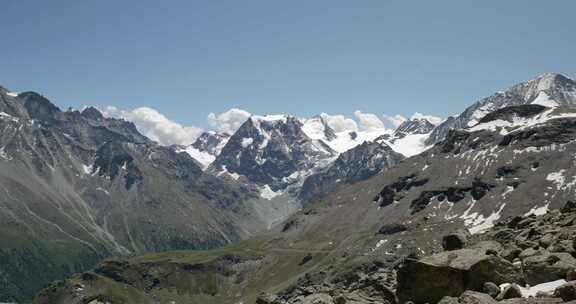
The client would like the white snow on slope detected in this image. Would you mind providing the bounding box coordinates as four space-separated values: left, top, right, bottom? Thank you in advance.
524 203 550 216
251 114 288 123
391 133 433 157
6 91 18 97
469 108 576 135
260 185 282 200
178 146 216 169
531 91 559 107
467 203 506 234
241 137 254 148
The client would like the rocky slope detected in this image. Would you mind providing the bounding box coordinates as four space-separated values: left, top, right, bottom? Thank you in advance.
0 88 264 303
298 136 405 202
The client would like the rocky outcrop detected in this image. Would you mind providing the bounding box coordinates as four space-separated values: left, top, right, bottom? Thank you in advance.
396 247 522 304
300 137 404 202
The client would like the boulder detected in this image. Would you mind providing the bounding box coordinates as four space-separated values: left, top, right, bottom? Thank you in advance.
469 241 503 254
256 293 279 304
553 281 576 301
549 240 574 254
297 293 334 304
442 229 471 251
567 269 576 281
396 248 522 304
437 296 460 304
482 282 500 298
539 234 556 248
561 201 576 213
459 291 496 304
500 246 522 262
518 248 546 260
523 253 576 285
496 284 522 300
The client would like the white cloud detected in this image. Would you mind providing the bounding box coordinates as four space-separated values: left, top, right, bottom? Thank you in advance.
382 114 407 129
207 108 251 135
121 107 203 146
411 112 444 125
354 110 386 131
319 113 358 133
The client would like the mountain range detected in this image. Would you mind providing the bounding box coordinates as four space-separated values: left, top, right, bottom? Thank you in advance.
0 72 575 303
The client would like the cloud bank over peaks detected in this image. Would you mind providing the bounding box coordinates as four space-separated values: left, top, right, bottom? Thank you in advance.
319 113 359 133
382 114 408 129
90 105 442 147
207 108 251 135
410 112 444 125
354 110 386 131
121 107 203 146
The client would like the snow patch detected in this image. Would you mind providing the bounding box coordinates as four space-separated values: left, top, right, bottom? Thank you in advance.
259 184 282 200
82 164 93 174
241 137 254 148
177 146 215 169
468 203 506 234
531 91 559 107
500 279 567 298
524 203 550 216
371 239 388 252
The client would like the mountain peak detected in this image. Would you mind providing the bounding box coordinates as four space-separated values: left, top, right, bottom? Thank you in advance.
18 91 61 122
81 106 104 120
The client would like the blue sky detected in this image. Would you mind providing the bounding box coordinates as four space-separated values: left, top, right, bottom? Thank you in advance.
1 0 575 134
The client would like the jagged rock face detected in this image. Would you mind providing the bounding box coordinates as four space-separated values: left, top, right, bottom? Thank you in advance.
299 137 404 202
428 73 576 144
191 131 230 156
0 88 257 303
211 116 336 190
394 118 436 137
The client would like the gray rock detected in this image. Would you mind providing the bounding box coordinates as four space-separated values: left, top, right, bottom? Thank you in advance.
500 246 522 262
482 282 500 298
442 229 471 251
553 281 576 301
561 201 576 213
257 293 279 304
397 248 522 304
437 296 460 304
495 284 522 300
539 234 556 248
459 291 496 304
523 253 576 285
518 248 545 260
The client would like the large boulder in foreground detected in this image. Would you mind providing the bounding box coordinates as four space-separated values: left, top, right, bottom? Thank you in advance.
397 248 522 304
523 253 576 285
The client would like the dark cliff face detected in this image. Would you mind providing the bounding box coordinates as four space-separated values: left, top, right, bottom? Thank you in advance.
299 137 405 202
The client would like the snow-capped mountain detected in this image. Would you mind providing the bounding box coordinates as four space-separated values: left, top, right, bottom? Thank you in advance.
175 131 230 169
210 115 337 192
427 72 576 144
297 115 441 202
